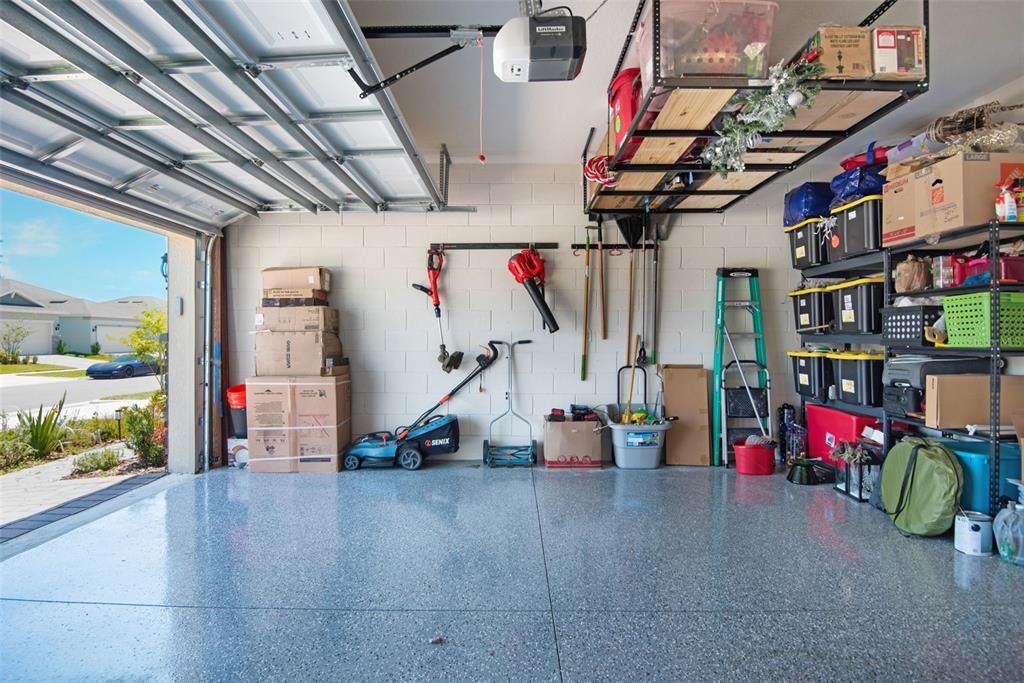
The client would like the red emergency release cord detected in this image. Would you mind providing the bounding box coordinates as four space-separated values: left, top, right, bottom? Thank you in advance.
477 34 486 164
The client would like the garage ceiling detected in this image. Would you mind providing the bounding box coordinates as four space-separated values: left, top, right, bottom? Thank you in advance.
0 0 443 236
355 0 1023 167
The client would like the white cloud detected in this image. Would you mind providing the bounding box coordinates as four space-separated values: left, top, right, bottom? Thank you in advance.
4 219 61 257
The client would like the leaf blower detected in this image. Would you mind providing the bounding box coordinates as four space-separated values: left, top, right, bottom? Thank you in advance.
412 248 464 372
508 248 559 333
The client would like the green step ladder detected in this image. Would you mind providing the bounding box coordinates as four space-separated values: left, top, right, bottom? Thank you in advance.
712 267 768 466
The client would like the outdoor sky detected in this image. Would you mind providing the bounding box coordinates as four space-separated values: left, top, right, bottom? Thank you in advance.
0 188 168 301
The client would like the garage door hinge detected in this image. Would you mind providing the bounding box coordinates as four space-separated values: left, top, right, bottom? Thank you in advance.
120 70 142 85
2 76 29 91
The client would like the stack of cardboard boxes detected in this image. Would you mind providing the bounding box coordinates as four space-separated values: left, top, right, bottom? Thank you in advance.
246 267 352 473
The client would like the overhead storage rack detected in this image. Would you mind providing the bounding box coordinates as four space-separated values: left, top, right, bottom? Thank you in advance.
585 0 930 215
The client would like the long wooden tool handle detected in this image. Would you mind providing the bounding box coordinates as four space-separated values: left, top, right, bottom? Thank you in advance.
625 249 634 363
581 241 591 381
598 240 606 339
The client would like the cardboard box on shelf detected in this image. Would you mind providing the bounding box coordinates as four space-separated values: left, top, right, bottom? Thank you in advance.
256 306 339 333
806 26 872 80
246 371 352 473
881 173 917 245
254 330 345 376
261 266 331 292
872 26 925 80
662 364 711 466
543 420 603 467
925 374 1024 429
882 153 1024 246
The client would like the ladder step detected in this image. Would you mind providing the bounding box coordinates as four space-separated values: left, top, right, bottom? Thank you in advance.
723 333 763 339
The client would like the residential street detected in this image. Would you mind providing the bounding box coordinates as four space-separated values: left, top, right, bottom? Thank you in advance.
1 354 159 414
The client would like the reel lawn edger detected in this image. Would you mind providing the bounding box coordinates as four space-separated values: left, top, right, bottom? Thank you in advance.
343 341 499 471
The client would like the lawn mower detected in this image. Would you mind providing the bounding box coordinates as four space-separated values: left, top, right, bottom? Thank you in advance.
343 341 498 471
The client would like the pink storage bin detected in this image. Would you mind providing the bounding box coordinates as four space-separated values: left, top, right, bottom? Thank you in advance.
965 256 1024 282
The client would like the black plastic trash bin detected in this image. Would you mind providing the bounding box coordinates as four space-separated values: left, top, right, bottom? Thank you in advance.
226 384 247 438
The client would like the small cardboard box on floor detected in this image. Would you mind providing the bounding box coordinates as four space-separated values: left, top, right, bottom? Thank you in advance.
662 364 711 466
254 330 345 376
543 420 604 467
925 374 1024 429
245 369 352 473
883 152 1024 246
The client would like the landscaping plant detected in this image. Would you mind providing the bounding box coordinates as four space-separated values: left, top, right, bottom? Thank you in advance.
124 405 165 467
72 448 121 474
0 414 33 470
90 341 101 356
55 339 67 355
0 322 30 361
65 413 120 451
121 308 168 392
17 394 68 458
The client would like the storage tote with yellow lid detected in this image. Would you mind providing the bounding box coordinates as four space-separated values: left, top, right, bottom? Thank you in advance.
825 277 885 334
788 286 833 333
785 216 829 270
787 350 832 401
827 351 885 406
828 194 882 259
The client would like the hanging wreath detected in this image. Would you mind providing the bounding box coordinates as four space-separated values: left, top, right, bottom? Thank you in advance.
702 56 827 177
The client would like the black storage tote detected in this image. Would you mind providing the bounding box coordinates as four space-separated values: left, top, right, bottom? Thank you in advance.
785 217 829 269
788 350 832 401
827 277 884 334
788 287 833 333
828 352 884 407
828 195 882 260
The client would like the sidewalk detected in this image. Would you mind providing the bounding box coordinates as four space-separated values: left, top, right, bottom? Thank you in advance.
0 444 134 525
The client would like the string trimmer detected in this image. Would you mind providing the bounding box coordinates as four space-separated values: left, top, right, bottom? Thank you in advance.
412 248 464 372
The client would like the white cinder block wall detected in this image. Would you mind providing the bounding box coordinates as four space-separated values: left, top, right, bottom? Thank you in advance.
226 164 803 458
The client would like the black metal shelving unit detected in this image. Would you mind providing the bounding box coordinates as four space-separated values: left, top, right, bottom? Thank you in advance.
881 220 1024 516
584 0 930 216
801 333 883 346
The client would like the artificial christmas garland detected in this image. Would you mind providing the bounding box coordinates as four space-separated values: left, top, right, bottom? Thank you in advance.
702 57 827 177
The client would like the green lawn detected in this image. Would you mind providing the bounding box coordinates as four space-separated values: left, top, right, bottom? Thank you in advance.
100 391 153 401
24 369 87 378
0 363 74 375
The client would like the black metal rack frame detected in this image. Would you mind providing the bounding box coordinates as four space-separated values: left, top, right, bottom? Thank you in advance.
586 0 930 216
881 220 1024 516
793 221 1024 514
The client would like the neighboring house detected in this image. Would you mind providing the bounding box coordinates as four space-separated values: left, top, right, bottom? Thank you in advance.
0 279 164 355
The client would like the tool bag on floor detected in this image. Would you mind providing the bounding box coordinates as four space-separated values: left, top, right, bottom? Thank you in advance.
881 437 963 536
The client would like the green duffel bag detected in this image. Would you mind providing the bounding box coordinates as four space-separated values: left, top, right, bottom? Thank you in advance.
881 437 963 536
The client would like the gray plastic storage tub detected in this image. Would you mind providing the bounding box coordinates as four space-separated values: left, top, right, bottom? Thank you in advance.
603 404 671 469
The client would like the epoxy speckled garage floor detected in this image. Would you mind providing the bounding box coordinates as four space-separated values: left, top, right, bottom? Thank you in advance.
1 466 1021 681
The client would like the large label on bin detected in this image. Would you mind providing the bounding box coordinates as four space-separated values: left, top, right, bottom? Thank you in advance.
795 245 806 258
842 309 855 323
800 313 810 326
625 431 660 448
799 373 810 386
842 379 856 394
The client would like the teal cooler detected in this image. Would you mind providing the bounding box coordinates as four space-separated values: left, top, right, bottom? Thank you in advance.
940 440 1022 511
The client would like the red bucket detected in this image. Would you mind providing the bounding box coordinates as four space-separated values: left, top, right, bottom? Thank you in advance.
733 440 775 475
226 384 246 409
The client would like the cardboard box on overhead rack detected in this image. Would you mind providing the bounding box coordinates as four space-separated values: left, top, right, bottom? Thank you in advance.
805 26 872 80
255 306 339 333
261 266 331 292
245 371 352 473
882 152 1024 246
925 374 1024 429
872 26 926 80
662 364 711 466
254 330 345 376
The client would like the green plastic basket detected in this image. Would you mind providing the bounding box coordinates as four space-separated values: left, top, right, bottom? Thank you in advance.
942 292 1024 348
